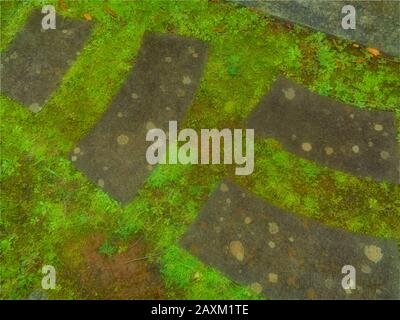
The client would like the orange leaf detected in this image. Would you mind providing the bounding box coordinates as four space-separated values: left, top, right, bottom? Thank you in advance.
213 27 224 33
83 13 92 21
366 47 380 57
105 7 118 17
58 0 67 11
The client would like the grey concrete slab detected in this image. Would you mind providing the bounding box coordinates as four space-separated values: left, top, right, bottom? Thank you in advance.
181 180 400 299
230 0 400 56
0 9 92 111
69 32 208 204
247 76 399 184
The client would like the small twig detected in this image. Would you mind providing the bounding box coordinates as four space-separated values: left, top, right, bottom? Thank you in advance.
125 251 163 264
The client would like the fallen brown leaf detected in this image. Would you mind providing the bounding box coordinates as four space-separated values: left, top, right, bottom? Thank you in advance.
58 0 67 11
213 27 224 33
83 13 92 21
105 7 118 17
366 47 380 57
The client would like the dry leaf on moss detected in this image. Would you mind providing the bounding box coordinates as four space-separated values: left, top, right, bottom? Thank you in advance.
83 13 92 21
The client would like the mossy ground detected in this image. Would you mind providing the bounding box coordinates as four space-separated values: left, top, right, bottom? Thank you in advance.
1 0 399 299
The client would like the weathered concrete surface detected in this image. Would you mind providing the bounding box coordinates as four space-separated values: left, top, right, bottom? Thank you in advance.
247 76 399 184
182 180 400 299
70 32 208 204
0 9 92 111
230 0 400 56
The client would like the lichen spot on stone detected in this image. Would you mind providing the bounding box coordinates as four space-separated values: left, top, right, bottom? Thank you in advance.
380 151 390 160
229 241 244 262
97 179 105 188
352 145 360 153
364 245 383 263
250 282 263 294
268 222 279 234
325 146 334 155
182 76 192 85
244 217 252 225
117 134 129 145
268 273 278 283
301 142 312 152
282 87 295 100
268 241 276 249
220 183 229 192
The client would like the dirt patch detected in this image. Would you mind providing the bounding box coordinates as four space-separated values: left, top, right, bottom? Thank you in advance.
62 234 165 299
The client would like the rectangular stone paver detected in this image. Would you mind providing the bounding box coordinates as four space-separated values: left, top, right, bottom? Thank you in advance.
247 76 399 184
69 32 208 204
230 0 400 56
181 180 400 300
0 9 92 112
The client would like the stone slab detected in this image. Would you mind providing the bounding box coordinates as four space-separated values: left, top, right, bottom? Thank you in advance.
230 0 400 56
247 76 399 184
181 180 400 299
0 9 92 111
69 32 208 203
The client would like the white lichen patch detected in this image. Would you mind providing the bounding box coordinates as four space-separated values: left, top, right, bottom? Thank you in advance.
364 245 383 263
380 151 390 160
73 147 81 154
220 183 229 192
361 264 371 274
325 146 334 155
352 145 360 153
268 222 279 234
229 241 244 262
268 273 278 283
182 75 192 85
165 56 172 63
374 124 383 131
117 134 129 145
28 103 42 113
301 142 312 152
97 179 105 188
244 217 252 225
250 282 263 294
131 93 139 99
268 241 276 249
282 87 295 100
71 155 77 162
145 121 156 131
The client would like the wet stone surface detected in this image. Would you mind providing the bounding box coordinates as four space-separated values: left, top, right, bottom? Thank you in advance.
0 9 92 110
181 180 400 299
247 76 399 184
230 0 400 56
70 32 208 204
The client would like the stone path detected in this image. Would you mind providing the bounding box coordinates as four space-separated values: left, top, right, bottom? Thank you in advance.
0 9 92 112
70 32 208 204
181 180 400 299
247 76 399 184
230 0 400 56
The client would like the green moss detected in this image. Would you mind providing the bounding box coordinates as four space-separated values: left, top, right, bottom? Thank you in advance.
1 0 399 300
